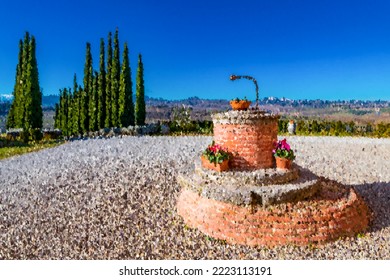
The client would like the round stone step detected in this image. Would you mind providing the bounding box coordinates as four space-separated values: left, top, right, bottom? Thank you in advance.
177 179 370 247
178 165 320 207
194 160 299 186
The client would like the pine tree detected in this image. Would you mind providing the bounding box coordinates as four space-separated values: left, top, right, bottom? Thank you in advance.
135 54 146 126
111 28 120 127
82 42 93 132
119 42 134 127
105 32 113 128
98 38 106 129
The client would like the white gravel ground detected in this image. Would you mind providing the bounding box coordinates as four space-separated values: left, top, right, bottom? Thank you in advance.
0 136 389 259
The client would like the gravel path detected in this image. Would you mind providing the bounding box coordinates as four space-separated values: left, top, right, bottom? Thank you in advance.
0 136 389 259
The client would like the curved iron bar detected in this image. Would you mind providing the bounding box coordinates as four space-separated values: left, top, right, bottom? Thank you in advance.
230 75 259 108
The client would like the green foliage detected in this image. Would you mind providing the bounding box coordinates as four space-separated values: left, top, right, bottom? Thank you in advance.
29 36 43 129
0 138 63 160
135 54 146 125
278 118 390 137
53 30 136 134
105 32 113 128
98 38 106 129
82 43 93 132
6 32 42 134
111 28 121 127
232 96 248 102
119 42 134 127
202 141 230 164
170 105 192 131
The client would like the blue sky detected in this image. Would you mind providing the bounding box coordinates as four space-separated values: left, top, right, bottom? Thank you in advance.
0 0 389 101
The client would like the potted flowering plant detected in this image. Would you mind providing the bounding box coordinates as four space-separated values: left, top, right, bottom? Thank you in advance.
202 141 230 172
273 138 296 169
229 96 251 111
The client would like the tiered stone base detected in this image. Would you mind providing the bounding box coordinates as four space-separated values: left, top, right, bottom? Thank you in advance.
177 166 370 247
177 110 370 247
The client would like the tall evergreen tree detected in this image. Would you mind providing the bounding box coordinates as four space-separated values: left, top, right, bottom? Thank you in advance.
119 42 134 127
111 28 120 127
98 38 106 129
60 88 70 136
29 36 43 129
105 32 113 128
22 33 34 131
7 33 42 133
6 39 23 129
135 54 146 126
71 74 81 134
57 89 64 132
89 72 99 131
82 42 93 132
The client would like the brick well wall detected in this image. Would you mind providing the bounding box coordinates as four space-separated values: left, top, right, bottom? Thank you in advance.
213 118 279 170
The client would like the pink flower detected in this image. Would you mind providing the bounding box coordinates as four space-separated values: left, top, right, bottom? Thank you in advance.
281 138 290 151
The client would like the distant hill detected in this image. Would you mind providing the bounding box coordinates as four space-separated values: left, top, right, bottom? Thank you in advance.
1 94 389 126
42 95 60 107
0 94 60 108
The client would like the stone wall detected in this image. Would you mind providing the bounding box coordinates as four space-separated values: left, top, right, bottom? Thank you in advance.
212 110 279 170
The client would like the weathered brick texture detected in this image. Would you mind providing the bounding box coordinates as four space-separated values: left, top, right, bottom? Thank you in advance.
213 119 278 170
177 185 370 247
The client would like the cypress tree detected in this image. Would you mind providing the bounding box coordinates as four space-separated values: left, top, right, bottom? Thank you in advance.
88 71 95 131
8 32 42 134
22 33 34 131
67 89 74 135
105 32 112 128
89 72 99 131
58 89 64 132
82 42 93 132
6 39 23 129
111 28 120 127
71 74 81 135
80 89 87 133
135 54 146 126
61 88 70 136
29 36 42 129
98 38 106 129
119 42 134 127
15 32 31 128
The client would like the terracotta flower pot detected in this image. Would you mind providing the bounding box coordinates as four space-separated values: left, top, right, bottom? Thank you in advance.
201 155 229 172
230 100 251 111
275 157 292 170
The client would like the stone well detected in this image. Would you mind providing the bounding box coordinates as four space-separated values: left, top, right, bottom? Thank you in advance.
177 109 370 247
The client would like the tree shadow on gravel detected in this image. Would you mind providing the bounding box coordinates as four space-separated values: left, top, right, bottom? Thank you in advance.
351 181 390 232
